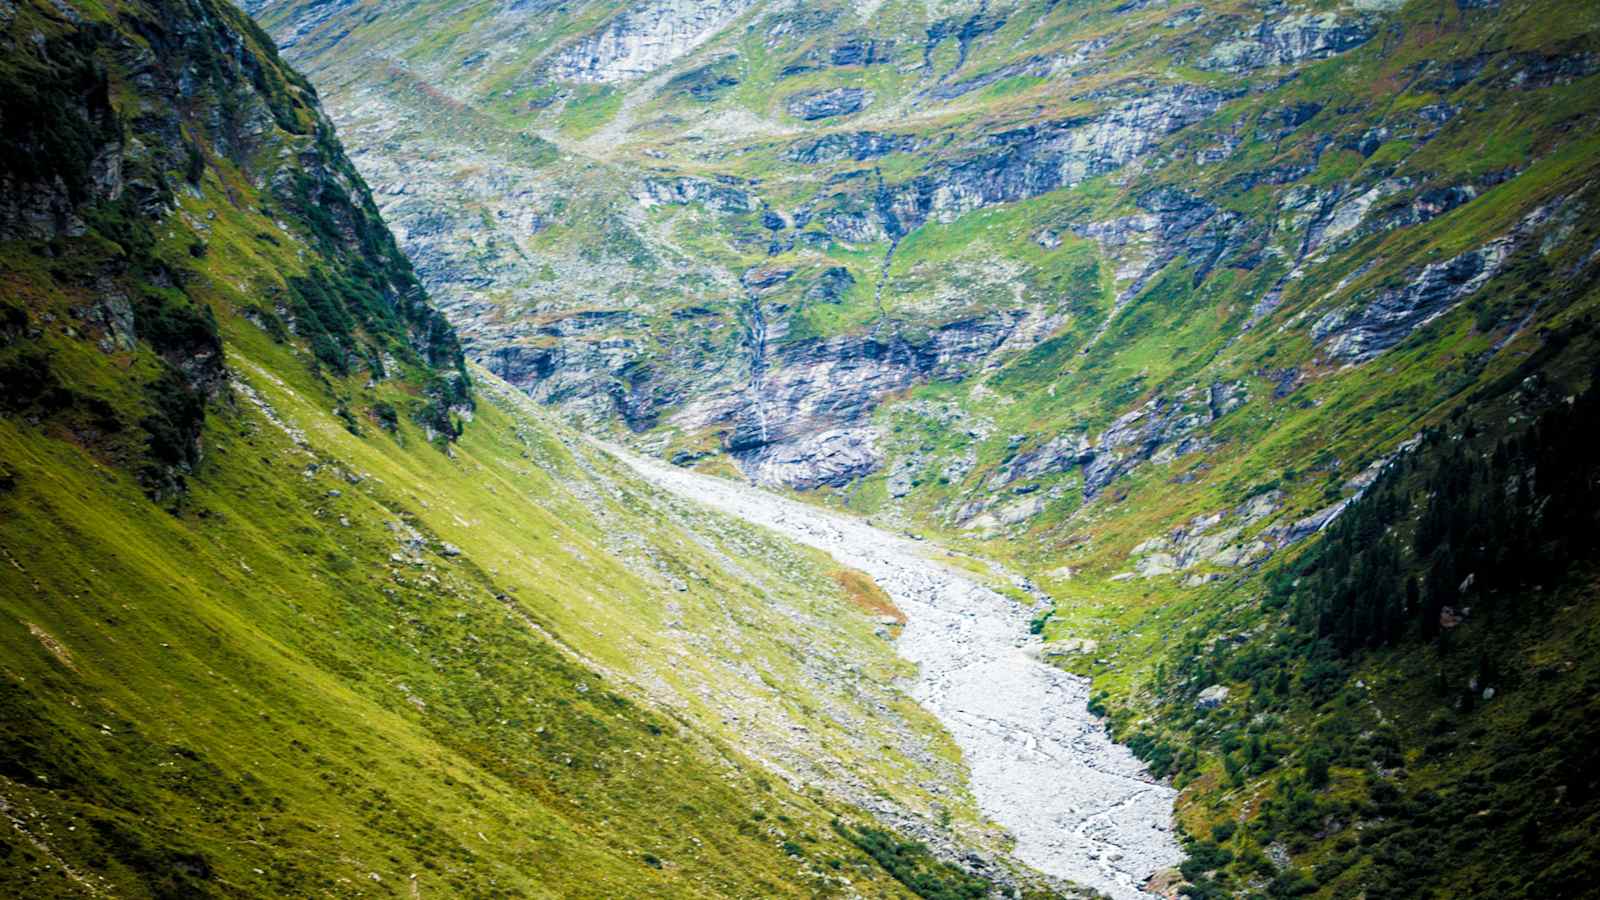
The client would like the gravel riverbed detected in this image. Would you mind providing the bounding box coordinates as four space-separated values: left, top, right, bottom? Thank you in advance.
603 444 1181 899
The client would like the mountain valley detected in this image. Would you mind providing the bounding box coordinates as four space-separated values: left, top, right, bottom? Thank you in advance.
3 0 1600 896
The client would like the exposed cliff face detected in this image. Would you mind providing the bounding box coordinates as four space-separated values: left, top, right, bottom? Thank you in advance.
882 85 1237 231
783 130 925 164
700 310 1055 487
1202 10 1377 72
1313 237 1512 362
549 0 758 83
989 381 1248 501
637 173 755 211
786 85 873 120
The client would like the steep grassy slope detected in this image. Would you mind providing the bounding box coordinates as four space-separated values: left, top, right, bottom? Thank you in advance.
0 354 1028 897
0 0 1096 895
0 370 870 898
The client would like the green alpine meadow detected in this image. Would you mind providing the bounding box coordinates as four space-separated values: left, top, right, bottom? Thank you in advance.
2 0 1597 895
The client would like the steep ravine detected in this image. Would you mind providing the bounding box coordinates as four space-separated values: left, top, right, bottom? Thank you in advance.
601 442 1181 900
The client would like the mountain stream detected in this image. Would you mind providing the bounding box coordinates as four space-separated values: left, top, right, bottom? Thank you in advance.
601 443 1181 899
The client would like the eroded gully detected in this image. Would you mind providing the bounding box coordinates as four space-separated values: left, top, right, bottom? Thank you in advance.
599 443 1181 900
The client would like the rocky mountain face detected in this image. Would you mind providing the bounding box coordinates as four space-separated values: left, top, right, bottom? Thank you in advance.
238 0 1600 894
243 0 1599 512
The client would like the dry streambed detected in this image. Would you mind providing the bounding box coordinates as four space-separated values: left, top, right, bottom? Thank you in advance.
603 444 1180 899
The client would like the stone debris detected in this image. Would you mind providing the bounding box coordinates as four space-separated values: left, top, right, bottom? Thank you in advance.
1128 489 1280 577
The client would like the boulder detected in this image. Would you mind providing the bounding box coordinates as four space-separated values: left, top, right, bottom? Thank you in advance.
786 87 871 120
1144 867 1187 899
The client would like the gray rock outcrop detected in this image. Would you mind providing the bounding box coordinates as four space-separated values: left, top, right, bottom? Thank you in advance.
549 0 759 83
704 311 1048 488
873 86 1235 234
1203 12 1376 72
786 86 872 120
992 382 1247 502
1313 238 1512 362
783 131 922 164
637 174 755 212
